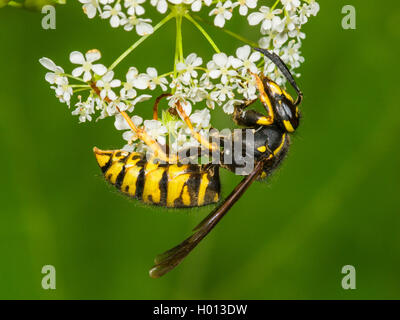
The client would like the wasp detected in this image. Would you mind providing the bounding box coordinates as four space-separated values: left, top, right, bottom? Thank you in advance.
93 48 303 278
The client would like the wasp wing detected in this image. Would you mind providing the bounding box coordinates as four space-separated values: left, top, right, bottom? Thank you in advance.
149 161 264 278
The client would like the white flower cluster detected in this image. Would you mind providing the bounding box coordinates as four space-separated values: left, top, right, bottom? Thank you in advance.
43 1 319 154
248 0 320 84
79 0 319 85
39 49 164 122
169 45 261 115
39 44 262 153
79 0 154 35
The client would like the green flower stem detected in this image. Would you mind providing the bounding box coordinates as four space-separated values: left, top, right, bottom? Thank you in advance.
173 17 180 86
217 27 259 47
174 43 179 78
62 74 86 83
191 14 258 48
184 14 220 53
271 0 281 10
73 88 91 93
109 12 175 71
176 14 184 62
69 84 91 88
158 70 175 78
194 66 208 72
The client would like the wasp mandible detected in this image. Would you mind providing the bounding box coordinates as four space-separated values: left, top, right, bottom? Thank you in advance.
93 48 303 278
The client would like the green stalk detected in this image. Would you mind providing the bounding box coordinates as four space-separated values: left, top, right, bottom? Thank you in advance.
216 27 258 47
271 0 281 10
73 88 91 94
62 74 86 83
191 14 258 48
184 14 220 53
109 12 175 71
176 14 184 62
158 70 175 78
69 84 91 88
172 15 181 93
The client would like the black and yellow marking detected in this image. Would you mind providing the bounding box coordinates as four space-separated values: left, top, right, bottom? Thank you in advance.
94 148 220 208
257 145 267 153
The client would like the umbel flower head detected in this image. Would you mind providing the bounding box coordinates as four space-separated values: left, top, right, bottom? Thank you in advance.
41 0 319 154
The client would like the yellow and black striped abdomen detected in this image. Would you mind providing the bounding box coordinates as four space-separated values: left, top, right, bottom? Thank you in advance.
94 147 220 208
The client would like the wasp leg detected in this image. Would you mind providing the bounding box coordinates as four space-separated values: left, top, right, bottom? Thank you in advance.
251 72 275 124
233 104 274 127
175 101 218 153
153 93 172 120
243 98 258 109
90 81 177 163
119 111 178 163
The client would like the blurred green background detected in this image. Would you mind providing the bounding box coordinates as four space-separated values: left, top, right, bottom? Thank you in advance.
0 1 399 299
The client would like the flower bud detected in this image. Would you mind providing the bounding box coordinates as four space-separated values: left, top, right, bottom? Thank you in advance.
0 0 11 8
23 0 65 11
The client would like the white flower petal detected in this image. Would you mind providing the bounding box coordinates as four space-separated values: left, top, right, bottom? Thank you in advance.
239 5 248 16
45 72 55 84
132 115 143 126
136 22 153 36
247 12 264 25
214 14 225 28
132 77 149 90
249 51 261 62
122 131 134 142
146 67 158 78
70 51 85 64
86 49 101 62
230 57 242 69
223 11 232 20
85 4 97 18
237 45 250 60
157 0 168 13
83 70 92 82
110 79 121 87
92 64 107 76
209 69 221 79
126 67 139 80
213 53 228 67
39 57 56 71
132 94 152 105
246 0 257 8
103 71 114 82
114 114 131 130
176 62 186 71
191 0 201 12
110 15 120 28
108 90 117 100
72 66 84 77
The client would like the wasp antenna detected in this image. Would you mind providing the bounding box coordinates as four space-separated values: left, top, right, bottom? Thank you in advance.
254 47 303 105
